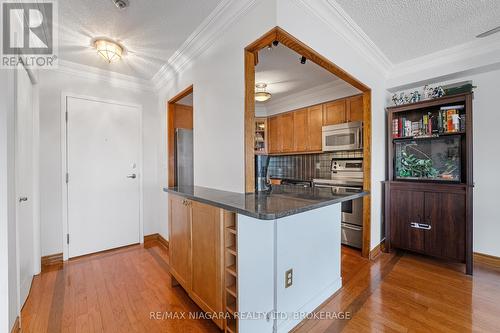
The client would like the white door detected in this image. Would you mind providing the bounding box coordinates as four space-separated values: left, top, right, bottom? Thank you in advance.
15 65 34 306
66 97 141 258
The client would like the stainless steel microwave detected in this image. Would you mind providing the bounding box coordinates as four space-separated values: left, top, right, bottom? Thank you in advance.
322 121 363 151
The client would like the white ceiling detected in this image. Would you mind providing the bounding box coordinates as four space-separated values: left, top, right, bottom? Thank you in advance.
58 0 222 80
255 44 356 102
335 0 500 64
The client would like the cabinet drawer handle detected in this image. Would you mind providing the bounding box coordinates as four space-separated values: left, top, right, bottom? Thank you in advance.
410 222 431 230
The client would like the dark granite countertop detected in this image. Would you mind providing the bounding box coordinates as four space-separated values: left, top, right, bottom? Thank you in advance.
163 185 368 220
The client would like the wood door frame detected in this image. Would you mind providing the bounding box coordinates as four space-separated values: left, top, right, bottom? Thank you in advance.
244 27 373 258
167 85 194 187
60 93 144 261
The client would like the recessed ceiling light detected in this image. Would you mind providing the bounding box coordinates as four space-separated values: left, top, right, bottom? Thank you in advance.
476 25 500 38
255 83 271 102
93 39 123 63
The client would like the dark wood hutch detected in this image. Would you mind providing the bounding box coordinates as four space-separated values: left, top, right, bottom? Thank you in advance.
384 93 473 275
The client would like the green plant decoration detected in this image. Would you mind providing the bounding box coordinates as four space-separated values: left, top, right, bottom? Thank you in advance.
398 149 439 179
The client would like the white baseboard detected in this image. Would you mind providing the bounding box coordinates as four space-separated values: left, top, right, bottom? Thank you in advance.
276 277 343 333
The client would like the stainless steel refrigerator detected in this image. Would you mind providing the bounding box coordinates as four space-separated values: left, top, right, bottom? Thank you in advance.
175 129 193 187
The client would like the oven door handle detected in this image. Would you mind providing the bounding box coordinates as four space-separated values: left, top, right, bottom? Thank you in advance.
342 223 362 231
313 184 361 190
313 184 334 188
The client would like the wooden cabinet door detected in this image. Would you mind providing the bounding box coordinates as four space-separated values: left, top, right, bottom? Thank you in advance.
307 105 323 151
425 192 465 261
293 108 308 152
347 95 363 122
323 100 346 125
268 116 280 153
190 201 224 328
168 195 191 290
390 189 425 253
280 113 294 153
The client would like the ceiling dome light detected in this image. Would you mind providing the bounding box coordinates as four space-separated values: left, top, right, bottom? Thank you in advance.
94 39 123 63
255 83 271 102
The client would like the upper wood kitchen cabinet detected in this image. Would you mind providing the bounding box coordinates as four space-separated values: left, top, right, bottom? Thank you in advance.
293 108 308 152
346 95 364 122
280 113 294 153
268 115 280 154
323 99 346 125
168 195 225 329
307 104 323 151
269 113 294 153
265 95 361 154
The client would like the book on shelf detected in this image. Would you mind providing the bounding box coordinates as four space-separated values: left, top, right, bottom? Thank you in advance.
392 118 399 138
392 105 465 138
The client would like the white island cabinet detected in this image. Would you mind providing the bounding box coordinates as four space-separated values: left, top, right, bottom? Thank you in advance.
237 203 342 333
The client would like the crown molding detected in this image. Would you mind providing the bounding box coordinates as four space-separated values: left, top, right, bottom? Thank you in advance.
52 60 154 92
387 36 500 90
151 0 259 91
291 0 393 76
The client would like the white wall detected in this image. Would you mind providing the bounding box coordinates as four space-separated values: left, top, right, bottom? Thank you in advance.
38 70 161 256
0 69 19 332
466 70 500 256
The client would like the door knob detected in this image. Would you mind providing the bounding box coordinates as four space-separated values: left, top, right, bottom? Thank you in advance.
127 174 137 179
19 197 28 202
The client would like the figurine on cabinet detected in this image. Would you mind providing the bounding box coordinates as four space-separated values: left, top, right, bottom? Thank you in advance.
432 86 445 98
410 91 421 103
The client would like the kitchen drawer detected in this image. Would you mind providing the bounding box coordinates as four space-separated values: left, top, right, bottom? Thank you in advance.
341 223 362 249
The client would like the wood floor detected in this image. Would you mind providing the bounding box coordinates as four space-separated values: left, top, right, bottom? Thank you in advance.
20 241 500 332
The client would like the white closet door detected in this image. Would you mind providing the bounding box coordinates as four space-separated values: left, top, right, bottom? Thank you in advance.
16 65 34 306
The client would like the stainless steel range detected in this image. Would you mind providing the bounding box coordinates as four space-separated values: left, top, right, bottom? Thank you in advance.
313 159 364 249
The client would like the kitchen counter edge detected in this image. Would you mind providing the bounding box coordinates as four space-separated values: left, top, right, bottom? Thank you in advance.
163 186 369 220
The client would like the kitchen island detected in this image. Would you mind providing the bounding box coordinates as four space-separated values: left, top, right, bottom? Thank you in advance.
163 185 367 333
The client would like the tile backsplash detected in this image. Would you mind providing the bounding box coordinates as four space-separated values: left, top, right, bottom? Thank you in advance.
268 151 363 180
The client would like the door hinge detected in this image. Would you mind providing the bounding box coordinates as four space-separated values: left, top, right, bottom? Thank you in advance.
66 233 69 244
65 172 69 183
65 111 68 123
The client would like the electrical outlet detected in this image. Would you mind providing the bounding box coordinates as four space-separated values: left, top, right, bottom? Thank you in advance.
285 269 293 288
